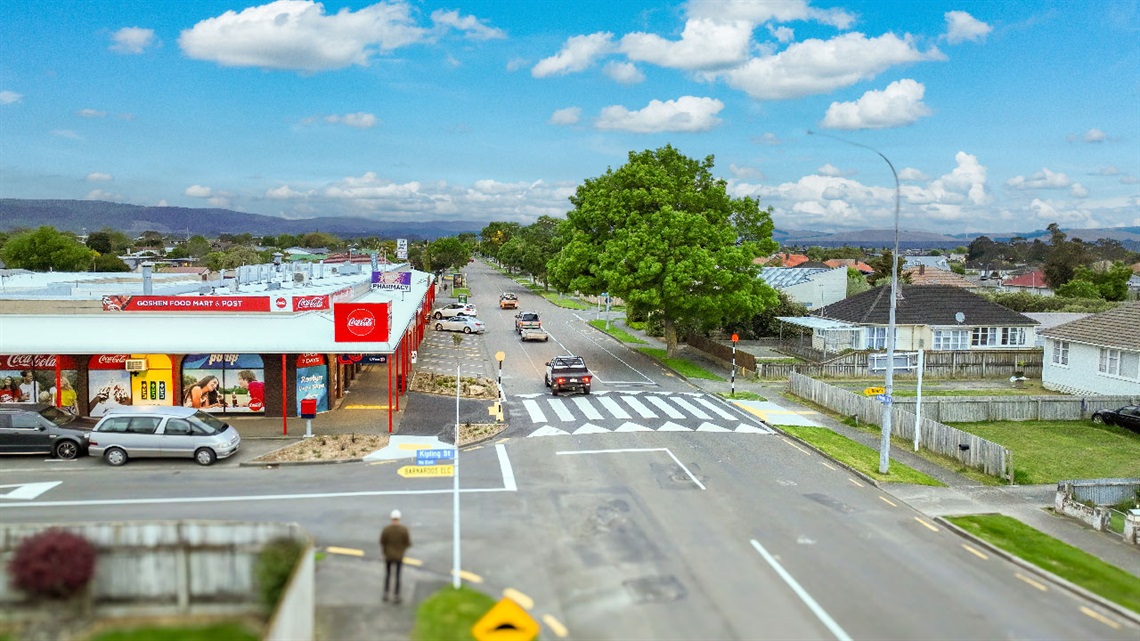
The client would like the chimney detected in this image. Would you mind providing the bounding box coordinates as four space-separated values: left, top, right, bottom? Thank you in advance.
141 262 154 295
919 264 926 275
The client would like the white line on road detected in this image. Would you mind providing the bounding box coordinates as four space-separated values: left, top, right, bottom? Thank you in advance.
548 398 575 421
671 397 712 420
555 447 705 491
645 395 686 419
597 396 631 419
572 396 604 420
622 395 658 419
749 539 853 641
522 399 547 423
695 396 738 420
496 443 517 492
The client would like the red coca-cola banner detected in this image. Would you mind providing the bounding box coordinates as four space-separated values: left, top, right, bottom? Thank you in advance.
333 302 390 343
0 354 78 370
102 295 272 312
89 354 132 370
296 353 325 367
292 295 330 312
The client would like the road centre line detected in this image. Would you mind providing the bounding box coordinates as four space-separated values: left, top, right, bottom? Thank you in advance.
847 478 864 488
819 461 836 470
782 437 812 455
503 588 534 610
878 496 897 507
1080 606 1122 629
1014 572 1047 591
556 447 706 491
914 517 940 532
749 539 853 641
542 614 569 638
571 316 655 385
452 569 483 584
325 546 364 557
961 544 988 560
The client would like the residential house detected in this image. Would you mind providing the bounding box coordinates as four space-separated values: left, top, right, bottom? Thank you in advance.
759 252 810 268
1023 313 1091 347
902 265 980 291
824 258 874 274
1038 302 1140 396
759 266 847 309
805 284 1039 353
1000 270 1053 296
902 255 951 272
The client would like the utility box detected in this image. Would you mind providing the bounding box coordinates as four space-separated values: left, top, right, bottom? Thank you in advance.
300 398 318 419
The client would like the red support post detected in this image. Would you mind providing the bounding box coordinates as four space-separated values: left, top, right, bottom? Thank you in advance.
281 353 288 435
387 351 393 433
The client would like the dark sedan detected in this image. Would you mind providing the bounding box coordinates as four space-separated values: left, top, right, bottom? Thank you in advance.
0 403 97 459
1091 405 1140 433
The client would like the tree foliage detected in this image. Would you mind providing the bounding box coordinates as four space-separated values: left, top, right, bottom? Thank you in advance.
203 246 265 271
547 145 778 356
479 221 521 260
0 226 94 271
418 237 470 273
980 290 1117 313
866 250 910 286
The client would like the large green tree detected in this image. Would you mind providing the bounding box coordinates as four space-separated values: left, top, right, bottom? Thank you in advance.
0 226 94 271
419 237 470 273
479 222 521 261
548 145 778 356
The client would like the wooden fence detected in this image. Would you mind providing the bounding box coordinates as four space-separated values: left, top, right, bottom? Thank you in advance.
788 373 1011 479
893 395 1140 423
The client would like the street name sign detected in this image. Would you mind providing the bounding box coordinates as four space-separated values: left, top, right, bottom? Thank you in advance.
398 465 454 478
416 448 455 466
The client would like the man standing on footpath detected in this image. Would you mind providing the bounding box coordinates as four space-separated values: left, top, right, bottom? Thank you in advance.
380 509 412 603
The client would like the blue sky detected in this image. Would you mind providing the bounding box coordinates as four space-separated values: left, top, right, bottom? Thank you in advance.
1 0 1137 235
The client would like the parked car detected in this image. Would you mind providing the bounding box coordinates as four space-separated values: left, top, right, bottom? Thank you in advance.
0 403 95 460
1091 405 1140 433
88 406 241 466
435 314 486 334
433 303 477 319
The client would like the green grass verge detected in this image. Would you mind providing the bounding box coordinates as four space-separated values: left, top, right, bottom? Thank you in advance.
413 585 506 641
719 391 767 401
539 292 589 309
945 514 1140 614
88 623 260 641
637 348 726 381
779 425 945 486
588 320 647 344
947 420 1140 484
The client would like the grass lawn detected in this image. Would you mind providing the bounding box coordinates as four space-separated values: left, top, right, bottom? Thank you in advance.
949 420 1140 484
588 320 647 344
719 391 767 401
413 585 504 641
780 425 945 486
946 514 1140 614
540 292 589 309
638 348 726 381
88 622 260 641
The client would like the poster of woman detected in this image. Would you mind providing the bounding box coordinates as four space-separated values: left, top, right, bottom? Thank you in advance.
183 374 225 409
182 354 265 413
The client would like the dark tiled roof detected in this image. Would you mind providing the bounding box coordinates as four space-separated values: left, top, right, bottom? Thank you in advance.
814 285 1038 326
1038 302 1140 351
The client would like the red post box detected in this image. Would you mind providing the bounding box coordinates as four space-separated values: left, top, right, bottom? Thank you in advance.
300 398 318 419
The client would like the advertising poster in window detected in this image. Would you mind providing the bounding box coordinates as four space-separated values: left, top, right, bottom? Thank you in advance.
296 353 328 414
88 354 134 416
182 354 266 413
129 354 174 408
0 355 79 411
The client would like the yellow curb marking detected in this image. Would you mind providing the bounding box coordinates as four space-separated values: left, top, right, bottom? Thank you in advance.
819 461 836 470
1014 573 1046 591
452 569 483 583
343 404 390 410
914 517 939 532
403 557 423 567
496 437 512 444
961 544 988 560
542 614 569 638
398 443 439 450
1080 606 1121 629
368 460 396 466
464 445 484 452
878 496 897 507
503 588 534 610
847 478 864 488
325 547 364 557
781 437 811 455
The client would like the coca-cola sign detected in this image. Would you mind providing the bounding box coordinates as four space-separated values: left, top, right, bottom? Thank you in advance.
333 302 390 343
0 354 77 370
292 295 330 312
89 354 132 370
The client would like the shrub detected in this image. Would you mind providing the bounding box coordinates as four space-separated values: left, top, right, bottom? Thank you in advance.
255 538 305 613
7 528 97 600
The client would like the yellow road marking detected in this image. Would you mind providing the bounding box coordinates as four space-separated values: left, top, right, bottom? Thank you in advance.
847 478 864 488
1014 573 1046 591
820 461 836 470
1080 606 1121 629
452 569 483 583
503 588 534 610
398 443 438 450
403 557 423 567
542 614 569 638
914 517 939 532
496 437 512 444
782 437 811 455
961 544 988 560
325 546 364 557
878 496 897 507
464 445 484 452
343 404 390 409
368 460 396 466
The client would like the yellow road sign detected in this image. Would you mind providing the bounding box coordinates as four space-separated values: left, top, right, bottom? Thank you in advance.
863 387 885 396
472 597 540 641
397 465 454 478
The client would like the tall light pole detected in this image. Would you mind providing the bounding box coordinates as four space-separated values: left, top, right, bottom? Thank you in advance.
808 130 900 474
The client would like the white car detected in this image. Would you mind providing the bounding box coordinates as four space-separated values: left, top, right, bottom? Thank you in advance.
88 406 241 466
435 314 486 334
433 303 477 319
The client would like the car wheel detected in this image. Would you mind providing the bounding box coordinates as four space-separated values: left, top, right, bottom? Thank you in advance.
104 447 128 467
1091 414 1105 424
544 375 550 387
195 448 217 466
54 440 79 460
436 323 445 331
551 388 559 396
463 326 472 334
434 312 443 319
584 387 591 395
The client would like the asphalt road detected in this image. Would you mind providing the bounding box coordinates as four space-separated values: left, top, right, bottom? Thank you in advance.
1 261 1136 640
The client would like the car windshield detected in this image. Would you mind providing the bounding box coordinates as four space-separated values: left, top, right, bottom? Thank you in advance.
37 406 77 427
190 411 228 434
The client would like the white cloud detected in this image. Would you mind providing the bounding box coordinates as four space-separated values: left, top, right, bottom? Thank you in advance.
505 58 527 72
715 32 945 100
51 130 81 139
267 185 312 199
549 107 581 125
1121 175 1139 185
179 0 431 72
768 25 795 43
817 163 846 177
1092 166 1121 176
620 18 753 70
603 61 645 84
86 189 122 201
86 173 113 182
325 112 378 128
110 27 156 54
754 132 782 145
687 0 856 30
0 90 24 105
429 9 505 40
1006 168 1071 190
1083 128 1106 143
185 185 214 198
532 32 614 77
898 167 928 181
943 11 992 44
207 196 231 208
729 164 764 180
595 96 724 133
821 79 931 130
1070 183 1089 198
77 108 107 118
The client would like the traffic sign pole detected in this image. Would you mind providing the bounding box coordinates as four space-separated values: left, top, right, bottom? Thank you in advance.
453 363 461 589
730 334 739 397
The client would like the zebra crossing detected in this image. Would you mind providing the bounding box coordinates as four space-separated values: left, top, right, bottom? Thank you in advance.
512 390 776 437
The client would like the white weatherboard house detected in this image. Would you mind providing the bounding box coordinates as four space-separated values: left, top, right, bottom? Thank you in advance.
1038 302 1140 396
759 266 847 309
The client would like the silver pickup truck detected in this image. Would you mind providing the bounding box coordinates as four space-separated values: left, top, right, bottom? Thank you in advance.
544 355 591 395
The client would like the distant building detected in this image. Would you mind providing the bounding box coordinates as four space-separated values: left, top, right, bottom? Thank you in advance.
902 255 951 272
902 265 979 291
1000 270 1053 296
758 252 810 268
759 267 847 309
823 258 874 274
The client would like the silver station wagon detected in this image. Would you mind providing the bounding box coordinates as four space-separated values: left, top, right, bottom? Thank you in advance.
88 406 241 466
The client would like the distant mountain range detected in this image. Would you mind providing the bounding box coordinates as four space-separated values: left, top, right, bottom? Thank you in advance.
2 198 1138 250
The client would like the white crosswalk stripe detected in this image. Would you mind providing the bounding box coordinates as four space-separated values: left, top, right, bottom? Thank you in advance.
645 395 686 419
549 398 575 422
572 396 604 420
522 399 547 423
669 397 712 420
695 396 738 420
621 395 658 419
597 396 631 419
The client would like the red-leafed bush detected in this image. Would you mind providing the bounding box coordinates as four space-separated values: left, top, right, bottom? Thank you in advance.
6 528 97 599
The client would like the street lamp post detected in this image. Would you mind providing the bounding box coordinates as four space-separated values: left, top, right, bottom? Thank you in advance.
809 130 900 474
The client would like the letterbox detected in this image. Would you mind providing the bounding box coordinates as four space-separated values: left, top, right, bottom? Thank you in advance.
300 398 318 419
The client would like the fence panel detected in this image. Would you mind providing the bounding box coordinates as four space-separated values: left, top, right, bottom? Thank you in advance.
1060 479 1140 506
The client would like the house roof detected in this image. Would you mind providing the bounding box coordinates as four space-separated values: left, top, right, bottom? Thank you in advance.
157 266 210 275
1037 302 1140 351
760 267 836 289
1002 270 1049 288
902 255 950 270
824 258 874 273
759 253 810 267
813 284 1038 327
902 266 976 288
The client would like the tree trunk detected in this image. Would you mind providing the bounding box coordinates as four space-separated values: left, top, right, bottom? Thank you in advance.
664 317 678 358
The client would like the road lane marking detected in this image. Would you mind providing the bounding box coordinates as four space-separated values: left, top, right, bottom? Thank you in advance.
645 395 686 419
1080 606 1121 629
914 517 939 532
782 438 811 455
542 614 569 638
463 445 484 452
878 496 897 507
1014 573 1046 591
453 569 483 583
496 443 517 492
522 399 547 423
847 478 864 488
819 462 837 470
556 447 705 490
695 396 737 420
404 557 424 567
343 404 390 409
368 460 396 466
572 397 604 420
750 539 853 641
622 395 658 419
325 547 364 557
961 544 988 560
503 588 534 610
671 397 712 420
